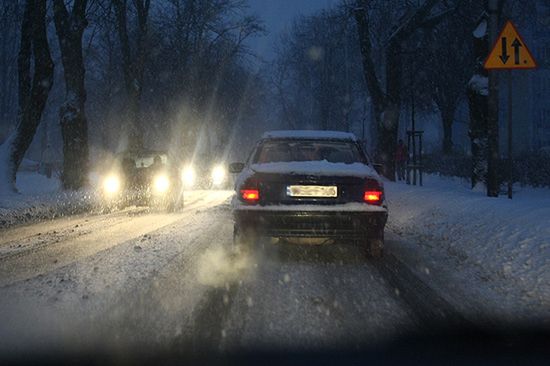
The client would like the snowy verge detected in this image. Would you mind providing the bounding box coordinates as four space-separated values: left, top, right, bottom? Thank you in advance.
0 172 98 229
386 175 549 320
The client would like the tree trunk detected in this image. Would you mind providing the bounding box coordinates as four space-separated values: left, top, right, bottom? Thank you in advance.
467 84 489 189
0 0 21 141
0 0 54 194
486 0 501 197
113 0 150 150
353 4 386 175
53 0 89 190
467 14 489 189
354 0 445 181
379 41 403 181
441 107 455 155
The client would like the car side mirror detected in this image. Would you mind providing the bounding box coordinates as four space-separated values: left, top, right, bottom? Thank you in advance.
229 162 245 174
373 163 383 175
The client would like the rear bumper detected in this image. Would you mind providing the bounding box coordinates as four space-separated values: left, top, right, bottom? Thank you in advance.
234 207 387 239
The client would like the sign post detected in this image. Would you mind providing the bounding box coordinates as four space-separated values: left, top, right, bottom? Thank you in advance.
484 20 537 199
507 70 512 199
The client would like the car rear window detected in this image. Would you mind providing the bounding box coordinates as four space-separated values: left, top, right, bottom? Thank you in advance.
253 140 365 164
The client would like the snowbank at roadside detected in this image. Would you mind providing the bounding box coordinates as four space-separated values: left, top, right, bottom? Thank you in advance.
0 172 98 229
386 175 549 318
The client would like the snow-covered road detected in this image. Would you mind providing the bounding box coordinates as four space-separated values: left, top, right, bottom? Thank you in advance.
0 190 440 353
0 187 547 355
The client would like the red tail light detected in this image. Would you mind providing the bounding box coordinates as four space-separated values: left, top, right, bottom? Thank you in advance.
364 190 382 204
364 178 383 205
241 189 260 202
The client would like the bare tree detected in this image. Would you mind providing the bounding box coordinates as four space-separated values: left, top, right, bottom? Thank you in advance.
112 0 151 150
272 8 363 133
0 1 23 142
85 0 120 151
353 0 451 179
0 0 54 193
148 0 263 158
413 3 479 155
53 0 90 189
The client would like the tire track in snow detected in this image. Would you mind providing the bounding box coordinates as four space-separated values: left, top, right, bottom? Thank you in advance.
0 191 232 287
373 250 470 328
206 243 415 351
77 202 236 348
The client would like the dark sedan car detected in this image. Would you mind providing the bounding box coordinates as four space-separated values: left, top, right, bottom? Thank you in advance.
230 131 388 257
99 149 183 211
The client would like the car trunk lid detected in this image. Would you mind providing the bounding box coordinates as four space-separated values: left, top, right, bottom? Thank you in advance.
251 172 375 205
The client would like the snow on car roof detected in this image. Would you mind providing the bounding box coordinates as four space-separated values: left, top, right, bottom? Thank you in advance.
262 130 358 141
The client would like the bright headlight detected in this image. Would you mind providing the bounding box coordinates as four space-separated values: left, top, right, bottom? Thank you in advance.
211 165 226 186
103 175 121 194
182 166 195 187
154 174 170 193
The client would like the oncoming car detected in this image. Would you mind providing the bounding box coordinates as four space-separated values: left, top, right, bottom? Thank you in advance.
99 149 183 211
181 162 229 190
230 130 388 257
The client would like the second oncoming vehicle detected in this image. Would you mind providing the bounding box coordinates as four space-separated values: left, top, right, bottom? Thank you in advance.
229 130 388 257
181 159 229 190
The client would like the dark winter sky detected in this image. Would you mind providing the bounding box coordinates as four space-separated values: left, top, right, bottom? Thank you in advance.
246 0 336 62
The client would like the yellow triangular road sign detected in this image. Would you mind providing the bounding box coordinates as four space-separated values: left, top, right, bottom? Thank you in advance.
484 21 537 70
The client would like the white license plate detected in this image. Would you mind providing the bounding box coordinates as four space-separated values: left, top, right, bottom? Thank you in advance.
286 185 338 198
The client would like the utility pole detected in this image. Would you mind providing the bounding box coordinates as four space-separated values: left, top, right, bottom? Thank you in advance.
486 0 500 197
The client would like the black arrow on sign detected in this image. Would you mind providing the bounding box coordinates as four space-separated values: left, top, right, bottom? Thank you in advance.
499 37 509 64
512 38 522 65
